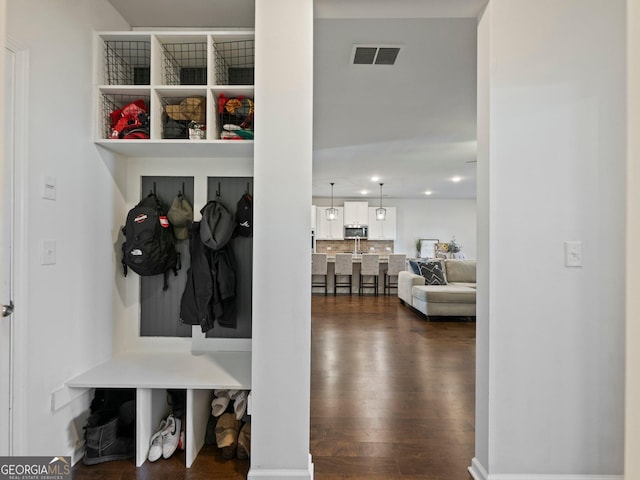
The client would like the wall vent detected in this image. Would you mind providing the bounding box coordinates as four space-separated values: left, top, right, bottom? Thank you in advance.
351 45 401 65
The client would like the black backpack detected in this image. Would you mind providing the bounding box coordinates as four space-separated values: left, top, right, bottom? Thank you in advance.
121 193 180 290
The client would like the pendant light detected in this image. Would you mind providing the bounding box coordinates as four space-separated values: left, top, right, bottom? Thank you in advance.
326 182 339 221
376 183 387 220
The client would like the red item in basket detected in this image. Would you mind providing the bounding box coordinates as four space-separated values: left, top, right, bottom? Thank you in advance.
110 100 150 139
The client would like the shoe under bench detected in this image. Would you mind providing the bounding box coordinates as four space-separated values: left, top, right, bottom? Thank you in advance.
66 350 251 467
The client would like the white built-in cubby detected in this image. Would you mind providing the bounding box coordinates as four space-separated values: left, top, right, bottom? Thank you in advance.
64 29 256 469
67 351 250 467
64 160 254 468
93 30 254 158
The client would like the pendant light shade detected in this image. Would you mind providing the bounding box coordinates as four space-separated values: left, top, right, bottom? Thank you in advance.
326 182 339 221
376 183 386 221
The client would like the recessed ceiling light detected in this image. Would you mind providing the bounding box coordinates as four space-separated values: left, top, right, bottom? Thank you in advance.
371 176 380 182
360 190 368 195
424 190 433 196
451 176 462 183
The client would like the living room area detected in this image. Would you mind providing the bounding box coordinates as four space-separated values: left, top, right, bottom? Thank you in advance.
309 6 479 478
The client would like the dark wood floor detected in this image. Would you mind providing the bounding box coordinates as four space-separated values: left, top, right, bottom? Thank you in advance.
73 295 475 479
310 295 475 480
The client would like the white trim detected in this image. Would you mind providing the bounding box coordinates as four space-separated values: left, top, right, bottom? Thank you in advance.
469 457 488 480
246 469 313 480
247 454 314 480
488 476 622 480
50 386 91 413
467 457 622 480
4 36 29 457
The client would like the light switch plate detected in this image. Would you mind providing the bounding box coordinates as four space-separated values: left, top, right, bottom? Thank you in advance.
564 241 582 267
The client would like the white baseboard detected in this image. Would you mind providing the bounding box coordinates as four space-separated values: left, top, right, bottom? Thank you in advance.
469 457 489 480
247 467 314 480
247 454 314 480
489 476 622 480
467 458 621 480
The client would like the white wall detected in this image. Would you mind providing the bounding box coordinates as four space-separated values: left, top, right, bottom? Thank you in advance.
474 1 490 473
476 0 625 476
250 0 313 478
627 1 640 478
313 197 477 258
6 0 129 457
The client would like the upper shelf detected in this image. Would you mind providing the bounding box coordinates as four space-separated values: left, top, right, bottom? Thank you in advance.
94 30 255 157
95 138 253 158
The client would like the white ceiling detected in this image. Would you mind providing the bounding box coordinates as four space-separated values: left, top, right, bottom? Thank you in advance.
107 0 485 199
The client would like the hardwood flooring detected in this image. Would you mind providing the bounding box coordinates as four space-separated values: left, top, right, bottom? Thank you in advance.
310 295 475 480
73 295 475 479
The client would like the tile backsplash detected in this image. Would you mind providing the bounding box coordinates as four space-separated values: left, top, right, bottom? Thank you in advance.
315 239 394 255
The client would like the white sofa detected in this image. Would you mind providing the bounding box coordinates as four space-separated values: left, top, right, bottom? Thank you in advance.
398 259 476 317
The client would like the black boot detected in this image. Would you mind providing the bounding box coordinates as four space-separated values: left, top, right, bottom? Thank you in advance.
167 389 186 418
82 410 135 465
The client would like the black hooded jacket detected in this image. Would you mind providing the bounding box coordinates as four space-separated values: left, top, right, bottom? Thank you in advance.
180 201 237 332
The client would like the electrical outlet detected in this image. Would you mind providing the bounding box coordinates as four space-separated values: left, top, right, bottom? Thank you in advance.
41 239 56 265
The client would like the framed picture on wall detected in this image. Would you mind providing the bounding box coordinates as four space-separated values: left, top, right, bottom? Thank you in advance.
418 238 439 258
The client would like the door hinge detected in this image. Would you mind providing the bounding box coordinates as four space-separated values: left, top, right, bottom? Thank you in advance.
2 301 14 317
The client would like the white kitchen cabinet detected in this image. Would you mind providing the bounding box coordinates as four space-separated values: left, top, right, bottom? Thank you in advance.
311 205 317 231
316 206 344 239
343 201 369 225
368 206 397 240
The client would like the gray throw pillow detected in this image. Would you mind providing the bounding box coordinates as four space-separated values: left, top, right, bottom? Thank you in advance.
417 260 447 285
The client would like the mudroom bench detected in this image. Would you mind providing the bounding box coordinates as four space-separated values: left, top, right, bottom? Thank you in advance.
65 350 251 468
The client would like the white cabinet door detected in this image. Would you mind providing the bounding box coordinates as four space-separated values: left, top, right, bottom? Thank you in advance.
311 205 316 231
316 206 344 239
344 201 368 225
368 206 396 240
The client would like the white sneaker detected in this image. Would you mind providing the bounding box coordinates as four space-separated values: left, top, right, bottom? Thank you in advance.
148 418 167 462
162 414 181 459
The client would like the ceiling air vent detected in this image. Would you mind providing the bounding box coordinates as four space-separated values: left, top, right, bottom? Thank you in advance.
351 45 401 65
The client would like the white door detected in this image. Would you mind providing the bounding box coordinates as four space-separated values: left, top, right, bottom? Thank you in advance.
0 44 18 456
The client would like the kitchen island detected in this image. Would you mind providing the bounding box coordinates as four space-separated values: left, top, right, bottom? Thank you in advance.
314 255 390 295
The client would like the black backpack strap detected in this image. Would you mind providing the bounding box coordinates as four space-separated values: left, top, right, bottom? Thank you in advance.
121 242 128 276
162 271 169 291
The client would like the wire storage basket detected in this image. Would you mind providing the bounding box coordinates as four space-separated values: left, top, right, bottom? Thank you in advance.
161 41 208 85
213 40 255 85
101 93 151 139
218 94 253 140
103 39 151 85
161 96 207 139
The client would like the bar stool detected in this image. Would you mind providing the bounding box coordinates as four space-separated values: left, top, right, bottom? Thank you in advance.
359 254 380 296
311 253 328 295
334 253 353 295
384 253 406 295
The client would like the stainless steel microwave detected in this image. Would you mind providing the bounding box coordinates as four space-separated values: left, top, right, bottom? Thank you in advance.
344 225 368 239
